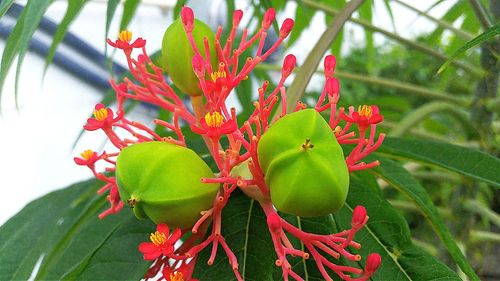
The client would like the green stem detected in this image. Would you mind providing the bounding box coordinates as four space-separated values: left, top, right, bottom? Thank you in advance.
468 0 494 29
413 171 461 184
257 63 470 105
278 0 366 119
300 0 485 78
388 199 452 218
393 0 474 40
470 230 500 243
389 101 476 137
464 199 500 228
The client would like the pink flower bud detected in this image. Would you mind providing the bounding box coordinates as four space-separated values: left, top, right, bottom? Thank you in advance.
262 8 276 29
325 78 339 98
324 55 336 78
352 205 367 228
365 253 382 273
233 10 243 26
282 54 296 77
267 212 282 233
279 18 294 38
181 6 194 32
191 54 205 77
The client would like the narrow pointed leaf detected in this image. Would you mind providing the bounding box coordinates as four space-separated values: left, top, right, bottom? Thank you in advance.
0 179 153 280
438 23 500 74
370 156 480 281
0 0 54 104
379 137 500 188
44 0 90 71
119 0 140 32
0 0 14 18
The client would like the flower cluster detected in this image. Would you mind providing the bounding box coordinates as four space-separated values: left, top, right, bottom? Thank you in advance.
76 6 384 281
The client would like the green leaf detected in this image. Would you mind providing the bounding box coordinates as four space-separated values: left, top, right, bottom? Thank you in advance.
336 177 462 280
0 179 153 280
379 137 500 188
105 0 120 53
119 0 140 32
44 0 90 71
358 0 374 74
438 23 500 74
193 179 460 280
0 0 54 106
173 0 187 18
370 157 480 281
193 192 277 280
288 2 314 46
0 0 14 18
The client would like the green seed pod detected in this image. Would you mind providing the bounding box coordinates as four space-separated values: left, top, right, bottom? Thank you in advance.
161 18 217 96
116 141 219 229
257 109 349 217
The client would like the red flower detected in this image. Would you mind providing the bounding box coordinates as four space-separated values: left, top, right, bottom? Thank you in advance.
343 105 383 130
162 262 198 281
84 104 116 131
139 224 181 260
74 149 99 167
107 30 146 55
205 70 230 94
190 111 237 138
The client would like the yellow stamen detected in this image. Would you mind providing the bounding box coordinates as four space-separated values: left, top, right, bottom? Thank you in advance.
333 126 342 136
80 149 94 161
357 105 373 118
93 108 109 121
150 231 167 246
118 30 132 42
204 112 224 128
210 70 226 82
170 272 184 281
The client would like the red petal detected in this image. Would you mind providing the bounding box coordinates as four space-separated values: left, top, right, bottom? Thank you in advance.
168 229 182 243
138 242 158 254
74 157 87 165
157 224 170 236
143 251 162 260
161 245 175 256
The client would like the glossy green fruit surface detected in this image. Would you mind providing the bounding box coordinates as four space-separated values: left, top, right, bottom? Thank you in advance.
116 141 219 229
257 109 349 217
161 18 217 96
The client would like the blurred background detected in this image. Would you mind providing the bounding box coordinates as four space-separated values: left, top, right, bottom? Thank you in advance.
0 0 498 279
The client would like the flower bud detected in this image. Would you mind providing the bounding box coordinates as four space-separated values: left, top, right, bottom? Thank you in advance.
262 8 276 29
351 205 367 228
233 10 243 26
365 253 382 273
279 18 294 38
192 54 205 78
324 55 336 78
181 6 194 32
325 78 340 101
281 54 296 78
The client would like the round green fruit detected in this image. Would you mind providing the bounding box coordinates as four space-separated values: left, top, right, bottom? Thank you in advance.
161 18 217 96
116 141 219 229
257 109 349 217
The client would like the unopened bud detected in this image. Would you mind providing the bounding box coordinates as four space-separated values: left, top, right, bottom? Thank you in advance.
352 205 367 228
267 212 282 233
365 253 382 273
282 54 296 77
279 18 294 38
325 78 339 98
233 10 243 26
181 6 194 32
192 54 205 77
262 8 276 29
324 55 336 78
